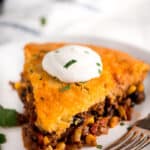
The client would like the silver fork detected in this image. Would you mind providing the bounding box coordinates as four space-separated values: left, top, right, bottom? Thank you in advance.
105 114 150 150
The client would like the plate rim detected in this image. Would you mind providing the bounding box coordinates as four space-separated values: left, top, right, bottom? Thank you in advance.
0 35 150 150
0 35 149 63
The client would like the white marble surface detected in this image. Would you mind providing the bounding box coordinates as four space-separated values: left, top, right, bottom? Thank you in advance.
0 0 150 51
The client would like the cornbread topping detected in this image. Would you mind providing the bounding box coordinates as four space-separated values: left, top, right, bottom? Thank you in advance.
42 45 103 83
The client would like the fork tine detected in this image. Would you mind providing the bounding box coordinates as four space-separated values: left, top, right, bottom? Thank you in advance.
126 133 146 149
116 129 140 150
105 126 150 150
135 136 150 150
105 114 150 150
105 127 136 150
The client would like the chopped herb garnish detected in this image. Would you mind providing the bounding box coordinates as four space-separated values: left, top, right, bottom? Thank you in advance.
73 116 83 126
0 133 6 144
74 118 82 126
40 16 47 26
64 59 77 68
64 59 77 69
84 51 89 54
59 84 70 92
120 122 125 126
96 62 101 66
127 126 132 131
97 144 103 149
98 69 101 74
0 107 18 127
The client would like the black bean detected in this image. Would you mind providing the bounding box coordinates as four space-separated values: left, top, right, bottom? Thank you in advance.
21 88 27 97
31 135 38 142
130 91 145 104
27 86 32 93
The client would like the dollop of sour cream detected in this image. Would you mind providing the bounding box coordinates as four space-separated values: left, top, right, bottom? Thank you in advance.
42 45 103 83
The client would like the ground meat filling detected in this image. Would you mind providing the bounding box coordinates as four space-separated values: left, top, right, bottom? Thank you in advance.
16 81 145 150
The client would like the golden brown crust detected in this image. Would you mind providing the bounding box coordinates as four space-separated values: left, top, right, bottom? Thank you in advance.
22 43 150 135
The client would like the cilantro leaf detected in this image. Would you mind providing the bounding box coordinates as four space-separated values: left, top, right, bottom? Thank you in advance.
59 85 70 92
40 16 47 26
64 59 77 69
120 122 125 126
96 62 101 66
0 107 18 127
97 144 103 149
0 133 6 144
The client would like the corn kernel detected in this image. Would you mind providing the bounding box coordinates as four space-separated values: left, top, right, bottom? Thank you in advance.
118 106 127 120
109 116 120 128
14 82 21 89
73 127 82 142
127 85 136 95
85 134 97 146
43 136 50 145
86 116 94 125
56 142 66 150
46 145 53 150
137 83 144 92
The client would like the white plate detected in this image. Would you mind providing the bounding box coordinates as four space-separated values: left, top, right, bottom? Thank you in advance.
0 36 150 150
